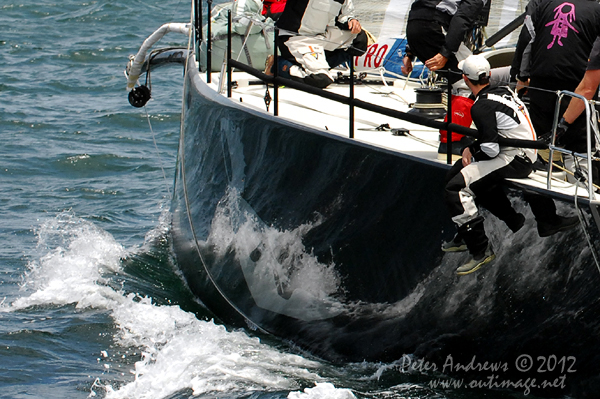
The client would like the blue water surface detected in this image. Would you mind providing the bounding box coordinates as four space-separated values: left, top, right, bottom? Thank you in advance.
0 1 541 398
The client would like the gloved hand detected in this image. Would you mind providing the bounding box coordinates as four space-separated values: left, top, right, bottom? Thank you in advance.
537 117 569 147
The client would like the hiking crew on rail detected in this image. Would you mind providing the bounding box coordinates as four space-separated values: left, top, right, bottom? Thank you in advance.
444 55 537 275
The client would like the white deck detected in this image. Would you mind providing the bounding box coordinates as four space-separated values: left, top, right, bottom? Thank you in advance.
203 70 593 201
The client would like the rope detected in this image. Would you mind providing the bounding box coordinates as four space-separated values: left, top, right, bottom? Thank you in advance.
550 161 600 191
234 19 256 65
411 102 446 109
406 131 441 148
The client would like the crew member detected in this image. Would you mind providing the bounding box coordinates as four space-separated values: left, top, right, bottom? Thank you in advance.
444 55 536 275
543 38 600 151
510 0 600 234
401 0 486 85
270 0 366 88
512 0 600 136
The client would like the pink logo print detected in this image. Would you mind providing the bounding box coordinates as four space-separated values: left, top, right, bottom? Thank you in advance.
545 2 579 49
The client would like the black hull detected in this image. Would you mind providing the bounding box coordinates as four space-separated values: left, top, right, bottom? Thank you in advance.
171 63 600 396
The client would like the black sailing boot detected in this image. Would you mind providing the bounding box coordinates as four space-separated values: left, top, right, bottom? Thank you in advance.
441 232 468 252
455 216 495 275
536 215 580 237
523 191 579 237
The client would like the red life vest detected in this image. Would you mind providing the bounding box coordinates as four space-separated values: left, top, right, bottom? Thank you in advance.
262 0 287 16
439 95 474 143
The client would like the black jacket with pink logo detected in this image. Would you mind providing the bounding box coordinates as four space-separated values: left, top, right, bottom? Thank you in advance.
512 0 600 84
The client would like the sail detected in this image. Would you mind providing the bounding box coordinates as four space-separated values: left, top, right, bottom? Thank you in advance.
356 0 528 45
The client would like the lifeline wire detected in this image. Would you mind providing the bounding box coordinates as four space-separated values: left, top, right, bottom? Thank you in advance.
144 106 172 197
172 3 270 334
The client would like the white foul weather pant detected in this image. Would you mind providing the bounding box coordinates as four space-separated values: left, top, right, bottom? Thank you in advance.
283 26 356 80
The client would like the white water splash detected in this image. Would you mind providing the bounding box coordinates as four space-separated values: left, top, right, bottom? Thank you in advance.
7 211 126 310
207 188 345 321
3 211 356 399
139 202 172 251
288 382 356 399
103 297 326 398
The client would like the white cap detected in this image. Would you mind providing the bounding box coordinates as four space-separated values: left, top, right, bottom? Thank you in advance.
458 55 490 81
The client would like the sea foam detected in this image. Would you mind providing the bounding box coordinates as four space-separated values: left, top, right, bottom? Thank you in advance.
5 211 355 399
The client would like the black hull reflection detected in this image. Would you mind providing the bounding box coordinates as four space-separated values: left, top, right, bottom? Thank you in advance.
171 62 600 397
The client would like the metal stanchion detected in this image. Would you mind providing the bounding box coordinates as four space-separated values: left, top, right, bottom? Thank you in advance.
195 0 202 71
446 72 453 165
273 29 279 116
207 0 213 83
349 57 354 138
227 9 231 97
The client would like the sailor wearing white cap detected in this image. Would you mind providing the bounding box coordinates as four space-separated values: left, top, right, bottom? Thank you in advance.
443 55 537 275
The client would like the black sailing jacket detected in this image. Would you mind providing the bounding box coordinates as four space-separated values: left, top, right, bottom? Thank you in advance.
512 0 600 84
407 0 486 59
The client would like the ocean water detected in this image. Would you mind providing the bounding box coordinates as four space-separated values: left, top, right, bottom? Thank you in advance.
0 1 541 398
